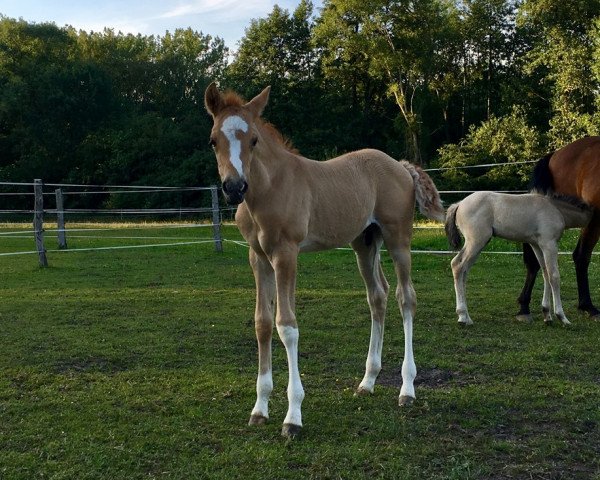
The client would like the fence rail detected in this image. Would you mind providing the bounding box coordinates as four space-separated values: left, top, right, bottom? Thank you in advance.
0 179 224 265
0 176 542 265
3 161 585 265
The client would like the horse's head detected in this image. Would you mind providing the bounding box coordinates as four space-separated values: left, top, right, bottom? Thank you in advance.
204 83 270 205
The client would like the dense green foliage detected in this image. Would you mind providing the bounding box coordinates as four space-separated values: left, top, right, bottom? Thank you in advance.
2 0 600 204
1 224 599 478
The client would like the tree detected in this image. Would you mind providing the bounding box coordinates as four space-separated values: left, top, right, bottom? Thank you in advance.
437 106 544 190
457 0 520 126
0 16 229 209
0 18 113 183
316 0 462 164
228 1 371 158
228 1 317 94
518 0 600 146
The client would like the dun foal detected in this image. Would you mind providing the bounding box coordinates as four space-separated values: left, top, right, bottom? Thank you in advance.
205 83 445 438
446 192 592 326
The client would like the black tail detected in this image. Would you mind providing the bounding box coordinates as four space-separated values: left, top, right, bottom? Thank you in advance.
530 152 555 194
444 203 462 250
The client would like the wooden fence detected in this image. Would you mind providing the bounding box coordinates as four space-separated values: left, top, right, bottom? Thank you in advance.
26 180 223 266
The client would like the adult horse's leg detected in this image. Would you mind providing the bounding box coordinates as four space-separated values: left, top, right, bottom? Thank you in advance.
248 248 276 425
271 243 305 438
572 215 600 318
382 227 417 406
351 232 390 395
516 243 540 323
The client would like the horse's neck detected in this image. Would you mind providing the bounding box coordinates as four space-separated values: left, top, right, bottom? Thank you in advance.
245 141 301 208
551 199 593 228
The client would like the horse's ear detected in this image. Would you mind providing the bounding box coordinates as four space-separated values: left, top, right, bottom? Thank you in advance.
204 82 223 117
245 86 271 118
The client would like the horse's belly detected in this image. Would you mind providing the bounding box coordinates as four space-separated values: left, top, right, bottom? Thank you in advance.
298 232 353 252
298 202 373 252
299 220 370 253
298 236 330 252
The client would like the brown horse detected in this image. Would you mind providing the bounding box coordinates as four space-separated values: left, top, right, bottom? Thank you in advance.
204 83 445 438
517 136 600 321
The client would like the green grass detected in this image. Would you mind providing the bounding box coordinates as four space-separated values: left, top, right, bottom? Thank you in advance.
0 223 599 479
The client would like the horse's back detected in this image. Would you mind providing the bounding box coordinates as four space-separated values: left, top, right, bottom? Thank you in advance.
457 192 566 243
313 148 415 209
324 149 412 182
340 149 418 219
550 136 600 208
274 149 415 252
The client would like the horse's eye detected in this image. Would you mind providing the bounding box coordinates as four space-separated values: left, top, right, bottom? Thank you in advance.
209 138 216 148
251 137 258 147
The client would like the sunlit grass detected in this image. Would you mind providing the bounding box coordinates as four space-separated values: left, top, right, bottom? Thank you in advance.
0 223 598 479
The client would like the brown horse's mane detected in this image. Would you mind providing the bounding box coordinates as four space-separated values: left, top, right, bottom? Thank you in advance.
261 122 298 154
221 90 298 154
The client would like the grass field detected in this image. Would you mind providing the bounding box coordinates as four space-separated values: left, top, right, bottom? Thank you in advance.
0 223 599 479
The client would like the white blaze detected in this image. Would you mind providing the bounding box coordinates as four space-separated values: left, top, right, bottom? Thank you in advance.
220 115 248 177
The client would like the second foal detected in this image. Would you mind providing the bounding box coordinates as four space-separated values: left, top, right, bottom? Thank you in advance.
445 192 592 326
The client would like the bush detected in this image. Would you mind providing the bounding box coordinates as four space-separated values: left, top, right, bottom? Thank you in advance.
436 107 545 191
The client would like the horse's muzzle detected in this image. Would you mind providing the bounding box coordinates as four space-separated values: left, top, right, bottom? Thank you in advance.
222 178 248 205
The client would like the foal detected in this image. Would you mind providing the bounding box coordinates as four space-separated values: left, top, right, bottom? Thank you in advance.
445 191 592 326
205 83 445 438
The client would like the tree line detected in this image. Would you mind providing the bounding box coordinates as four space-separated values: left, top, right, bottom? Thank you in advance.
1 0 600 209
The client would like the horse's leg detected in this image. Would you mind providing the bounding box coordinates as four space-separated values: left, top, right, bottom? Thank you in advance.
572 217 600 318
381 227 417 406
271 243 304 438
530 244 554 324
451 235 489 326
451 249 471 326
351 234 389 395
536 242 571 326
516 243 540 323
248 248 276 426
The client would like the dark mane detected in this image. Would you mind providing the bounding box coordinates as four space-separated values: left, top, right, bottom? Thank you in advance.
530 152 554 194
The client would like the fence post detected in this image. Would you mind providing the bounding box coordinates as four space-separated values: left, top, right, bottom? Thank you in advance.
210 185 223 252
55 188 67 249
33 179 48 267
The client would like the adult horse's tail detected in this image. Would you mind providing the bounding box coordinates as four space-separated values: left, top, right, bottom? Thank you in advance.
401 161 445 222
444 203 462 250
530 152 555 194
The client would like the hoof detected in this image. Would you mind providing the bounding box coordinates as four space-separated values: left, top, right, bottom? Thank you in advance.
457 319 473 327
248 414 268 426
281 423 301 439
354 387 373 397
515 314 533 323
560 319 572 327
398 395 415 407
579 306 600 319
